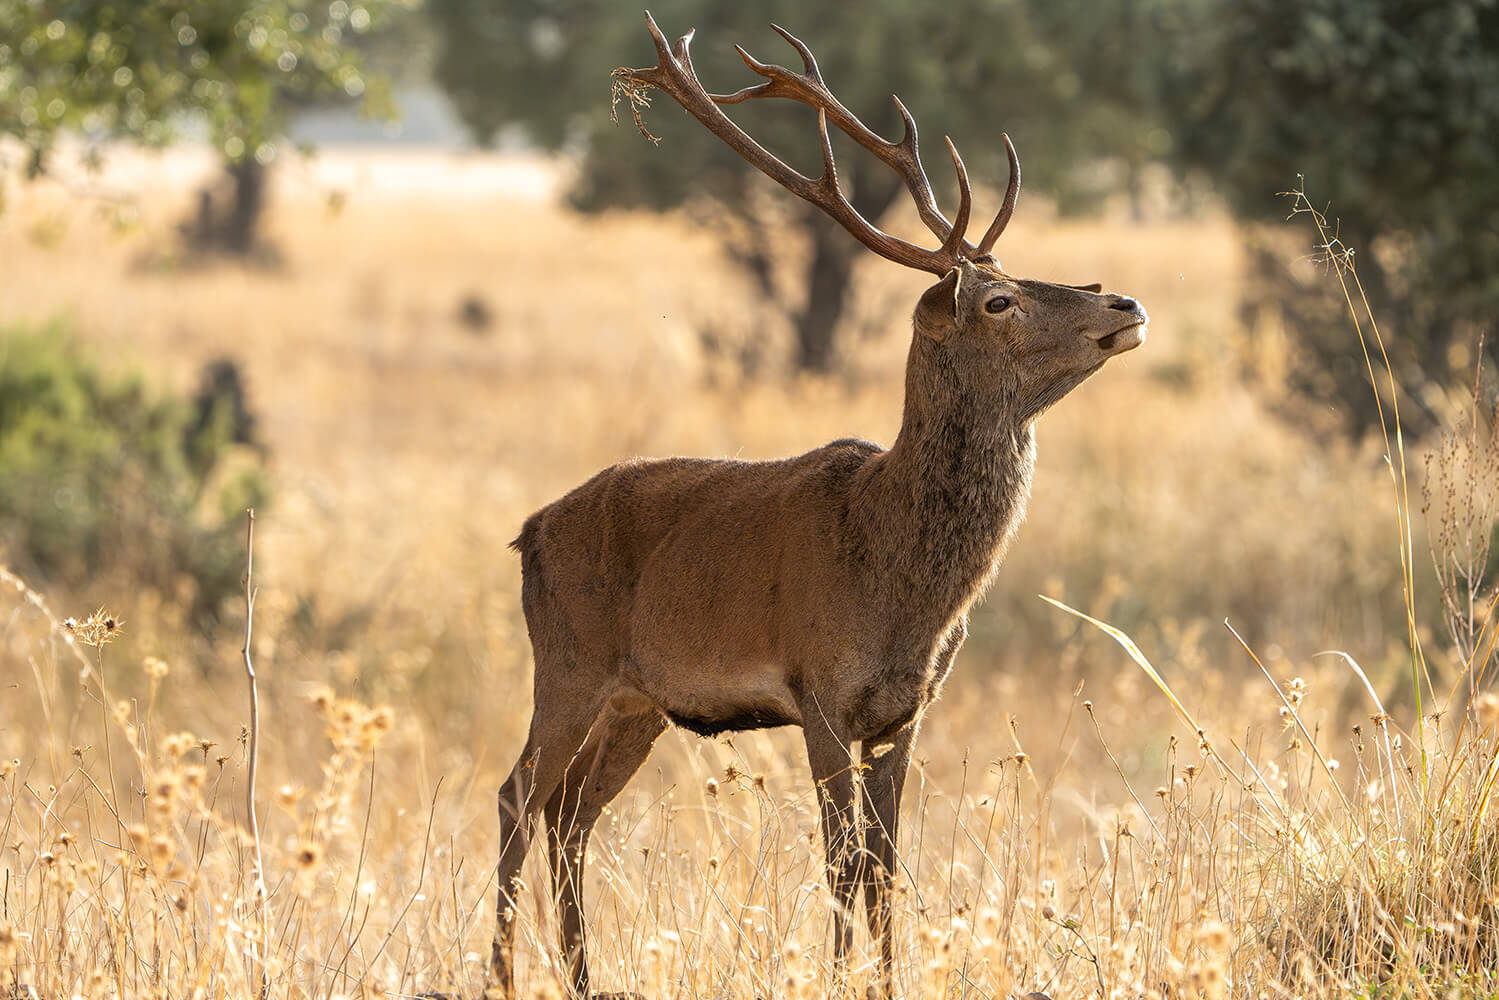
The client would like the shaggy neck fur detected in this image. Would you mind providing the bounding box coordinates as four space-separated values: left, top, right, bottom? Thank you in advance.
854 335 1036 630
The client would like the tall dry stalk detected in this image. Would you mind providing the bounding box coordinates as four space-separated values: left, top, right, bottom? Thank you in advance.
243 508 269 996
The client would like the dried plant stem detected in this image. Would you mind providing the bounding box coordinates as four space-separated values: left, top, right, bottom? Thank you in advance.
243 509 269 997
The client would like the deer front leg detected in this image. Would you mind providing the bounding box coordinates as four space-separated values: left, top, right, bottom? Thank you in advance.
804 716 861 992
860 716 921 1000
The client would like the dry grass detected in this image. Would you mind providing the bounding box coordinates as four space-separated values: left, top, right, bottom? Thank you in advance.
0 145 1495 998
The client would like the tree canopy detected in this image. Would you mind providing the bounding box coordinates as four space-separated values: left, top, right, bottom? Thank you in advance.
429 0 1168 370
1160 0 1499 432
1 0 414 250
432 0 1498 429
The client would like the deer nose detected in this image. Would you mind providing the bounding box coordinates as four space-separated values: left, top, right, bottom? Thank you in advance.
1109 295 1141 312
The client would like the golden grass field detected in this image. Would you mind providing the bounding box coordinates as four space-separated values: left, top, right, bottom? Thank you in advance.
0 145 1496 999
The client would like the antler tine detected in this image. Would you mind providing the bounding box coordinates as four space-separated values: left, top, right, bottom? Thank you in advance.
976 133 1022 255
642 9 674 65
939 137 973 260
891 96 953 243
710 46 781 104
711 28 959 248
815 109 840 192
770 23 822 79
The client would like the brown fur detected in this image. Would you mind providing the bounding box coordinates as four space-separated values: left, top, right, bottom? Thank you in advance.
489 257 1147 998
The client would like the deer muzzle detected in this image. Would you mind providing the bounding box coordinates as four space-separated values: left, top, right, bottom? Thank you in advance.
1090 295 1148 354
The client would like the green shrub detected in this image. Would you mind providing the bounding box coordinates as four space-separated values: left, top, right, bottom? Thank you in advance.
0 325 268 628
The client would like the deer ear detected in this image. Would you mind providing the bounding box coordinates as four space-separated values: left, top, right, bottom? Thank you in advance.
914 267 962 342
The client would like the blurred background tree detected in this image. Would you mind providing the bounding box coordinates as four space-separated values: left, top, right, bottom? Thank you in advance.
0 0 418 253
1160 0 1499 435
0 328 267 630
429 0 1496 431
3 0 1492 431
428 0 1169 372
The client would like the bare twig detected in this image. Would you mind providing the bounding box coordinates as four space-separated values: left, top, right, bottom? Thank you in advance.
243 509 269 997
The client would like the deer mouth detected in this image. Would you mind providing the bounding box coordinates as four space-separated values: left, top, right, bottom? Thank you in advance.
1093 322 1146 354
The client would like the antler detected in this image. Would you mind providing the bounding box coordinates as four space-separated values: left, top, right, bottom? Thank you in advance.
615 13 1021 276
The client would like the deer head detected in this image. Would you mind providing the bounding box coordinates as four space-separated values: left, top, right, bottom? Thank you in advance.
911 260 1147 425
614 12 1147 421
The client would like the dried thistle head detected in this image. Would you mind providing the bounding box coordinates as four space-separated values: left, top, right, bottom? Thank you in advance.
294 841 323 873
1196 919 1231 952
1477 691 1499 729
162 731 195 758
355 705 395 751
65 608 124 647
149 833 174 866
310 685 335 714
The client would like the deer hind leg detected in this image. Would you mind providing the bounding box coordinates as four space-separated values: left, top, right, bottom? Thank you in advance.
489 693 608 998
804 716 862 994
543 700 666 999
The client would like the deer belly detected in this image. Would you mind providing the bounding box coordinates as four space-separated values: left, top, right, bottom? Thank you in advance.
625 655 804 738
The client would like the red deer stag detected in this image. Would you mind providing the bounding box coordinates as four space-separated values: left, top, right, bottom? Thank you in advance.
490 13 1147 999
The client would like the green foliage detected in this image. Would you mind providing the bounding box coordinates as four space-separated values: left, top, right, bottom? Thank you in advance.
0 327 268 628
0 0 415 171
1161 0 1499 434
428 0 1167 370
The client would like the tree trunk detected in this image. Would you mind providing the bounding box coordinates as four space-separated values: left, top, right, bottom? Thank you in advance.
225 158 267 256
791 165 905 373
795 215 858 372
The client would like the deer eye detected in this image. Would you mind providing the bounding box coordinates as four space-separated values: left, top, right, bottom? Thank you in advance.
985 295 1013 314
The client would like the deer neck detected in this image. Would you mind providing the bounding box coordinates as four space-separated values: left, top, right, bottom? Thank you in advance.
859 339 1036 623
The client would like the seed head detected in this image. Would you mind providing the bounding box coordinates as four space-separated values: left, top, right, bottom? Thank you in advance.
294 841 323 872
1196 920 1231 952
163 731 195 758
368 705 394 733
1477 692 1499 729
310 686 335 713
69 609 124 647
